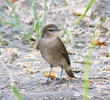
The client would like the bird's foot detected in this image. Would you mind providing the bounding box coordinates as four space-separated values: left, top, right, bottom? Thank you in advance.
55 78 64 85
46 80 51 84
55 81 63 85
41 80 51 85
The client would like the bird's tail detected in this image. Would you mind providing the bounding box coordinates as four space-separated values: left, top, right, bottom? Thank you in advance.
64 65 74 77
65 68 74 77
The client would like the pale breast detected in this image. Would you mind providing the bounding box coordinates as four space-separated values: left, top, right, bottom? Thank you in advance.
39 37 63 66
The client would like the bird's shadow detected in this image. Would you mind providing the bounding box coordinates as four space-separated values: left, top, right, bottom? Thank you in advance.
41 77 80 86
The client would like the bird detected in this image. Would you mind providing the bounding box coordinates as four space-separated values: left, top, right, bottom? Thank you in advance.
38 24 74 82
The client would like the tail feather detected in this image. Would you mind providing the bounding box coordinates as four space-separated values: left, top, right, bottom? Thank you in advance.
65 68 74 77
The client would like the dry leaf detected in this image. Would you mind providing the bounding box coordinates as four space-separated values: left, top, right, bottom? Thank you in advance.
89 80 94 84
96 40 107 46
21 93 25 96
8 0 18 3
103 68 110 72
44 70 56 78
26 69 34 74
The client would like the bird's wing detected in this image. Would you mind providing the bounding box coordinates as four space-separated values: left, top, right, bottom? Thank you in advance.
56 36 71 65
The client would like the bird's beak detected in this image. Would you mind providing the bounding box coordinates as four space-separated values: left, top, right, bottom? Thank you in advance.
57 28 61 31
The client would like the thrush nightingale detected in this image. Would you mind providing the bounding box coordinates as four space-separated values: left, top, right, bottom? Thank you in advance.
39 24 74 81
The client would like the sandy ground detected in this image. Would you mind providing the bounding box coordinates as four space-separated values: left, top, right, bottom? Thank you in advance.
0 0 110 100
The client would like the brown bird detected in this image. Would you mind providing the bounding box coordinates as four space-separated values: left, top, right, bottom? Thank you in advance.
39 24 74 81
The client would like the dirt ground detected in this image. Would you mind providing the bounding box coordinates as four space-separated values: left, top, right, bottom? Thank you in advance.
0 0 110 100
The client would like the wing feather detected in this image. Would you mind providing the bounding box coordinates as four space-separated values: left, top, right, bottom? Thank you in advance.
56 36 71 65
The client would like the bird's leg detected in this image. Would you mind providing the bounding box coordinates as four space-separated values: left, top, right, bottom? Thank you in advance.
47 64 52 82
60 65 63 79
55 65 64 85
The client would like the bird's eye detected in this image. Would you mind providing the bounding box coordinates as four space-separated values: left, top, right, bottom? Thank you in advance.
48 29 54 32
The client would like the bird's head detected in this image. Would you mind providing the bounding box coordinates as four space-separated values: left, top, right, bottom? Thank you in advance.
42 24 60 38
